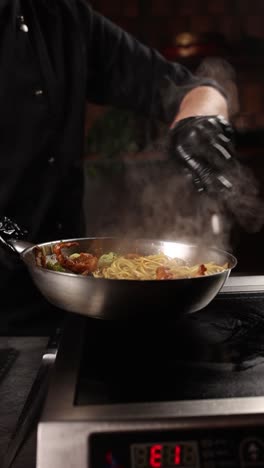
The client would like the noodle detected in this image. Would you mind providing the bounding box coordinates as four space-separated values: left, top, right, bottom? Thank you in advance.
92 253 228 280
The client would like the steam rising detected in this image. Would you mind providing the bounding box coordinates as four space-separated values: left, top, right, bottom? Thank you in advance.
85 58 264 251
120 153 264 251
86 152 263 252
121 161 233 248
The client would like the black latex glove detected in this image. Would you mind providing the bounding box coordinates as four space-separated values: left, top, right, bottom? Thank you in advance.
168 115 264 232
169 114 235 194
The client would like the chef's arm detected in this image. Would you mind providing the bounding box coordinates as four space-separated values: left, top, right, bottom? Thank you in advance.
171 86 228 127
83 3 228 123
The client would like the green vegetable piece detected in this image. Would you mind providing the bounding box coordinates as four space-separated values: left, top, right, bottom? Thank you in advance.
46 261 66 272
98 252 117 268
69 253 80 259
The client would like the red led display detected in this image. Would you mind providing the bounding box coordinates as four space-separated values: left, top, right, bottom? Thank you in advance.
149 445 162 467
149 444 182 467
131 440 198 468
174 445 181 465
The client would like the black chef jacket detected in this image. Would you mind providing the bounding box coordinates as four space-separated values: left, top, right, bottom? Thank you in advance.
0 0 224 326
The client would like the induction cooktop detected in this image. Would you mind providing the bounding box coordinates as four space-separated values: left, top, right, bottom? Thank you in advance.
37 276 264 468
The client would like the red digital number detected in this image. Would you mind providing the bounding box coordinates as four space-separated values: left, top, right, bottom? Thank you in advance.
149 444 162 468
174 445 181 466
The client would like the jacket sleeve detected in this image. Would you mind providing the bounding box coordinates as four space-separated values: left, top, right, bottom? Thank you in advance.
80 2 227 123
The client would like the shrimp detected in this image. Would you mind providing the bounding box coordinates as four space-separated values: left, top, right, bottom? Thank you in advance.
196 264 207 276
53 242 98 274
156 266 173 280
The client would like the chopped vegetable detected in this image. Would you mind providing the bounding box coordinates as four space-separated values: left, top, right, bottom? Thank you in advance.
98 252 118 268
69 253 81 260
46 261 66 272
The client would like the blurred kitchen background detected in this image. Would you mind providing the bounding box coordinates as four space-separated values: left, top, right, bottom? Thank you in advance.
83 0 264 274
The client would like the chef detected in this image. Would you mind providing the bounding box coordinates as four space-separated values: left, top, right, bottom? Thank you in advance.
0 0 235 328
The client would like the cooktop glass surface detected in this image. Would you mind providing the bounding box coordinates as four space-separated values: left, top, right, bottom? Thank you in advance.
75 292 264 406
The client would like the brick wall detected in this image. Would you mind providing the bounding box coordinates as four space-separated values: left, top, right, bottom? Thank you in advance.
86 0 264 132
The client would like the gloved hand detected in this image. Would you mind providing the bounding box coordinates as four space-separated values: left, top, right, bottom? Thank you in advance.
168 114 235 194
167 115 264 232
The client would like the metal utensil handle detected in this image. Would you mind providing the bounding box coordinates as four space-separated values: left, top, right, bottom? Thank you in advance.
0 216 31 257
8 239 34 254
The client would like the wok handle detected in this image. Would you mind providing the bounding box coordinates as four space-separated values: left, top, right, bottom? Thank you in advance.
0 216 31 257
0 237 34 258
8 239 34 255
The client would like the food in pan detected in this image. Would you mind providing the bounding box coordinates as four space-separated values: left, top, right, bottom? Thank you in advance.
93 253 227 280
53 242 98 274
36 242 229 280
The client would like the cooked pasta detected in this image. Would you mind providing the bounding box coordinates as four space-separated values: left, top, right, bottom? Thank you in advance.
92 253 228 280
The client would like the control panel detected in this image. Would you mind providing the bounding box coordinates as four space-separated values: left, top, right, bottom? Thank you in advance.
89 429 264 468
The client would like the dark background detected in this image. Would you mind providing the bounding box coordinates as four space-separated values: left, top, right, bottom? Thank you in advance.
83 0 264 275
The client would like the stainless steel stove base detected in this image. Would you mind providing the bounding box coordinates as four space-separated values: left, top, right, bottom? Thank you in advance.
37 277 264 468
38 412 264 468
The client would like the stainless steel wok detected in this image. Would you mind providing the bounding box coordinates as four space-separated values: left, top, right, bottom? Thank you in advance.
8 237 237 320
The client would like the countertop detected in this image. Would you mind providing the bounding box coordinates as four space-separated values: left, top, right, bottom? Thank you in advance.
0 300 62 468
0 336 49 468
